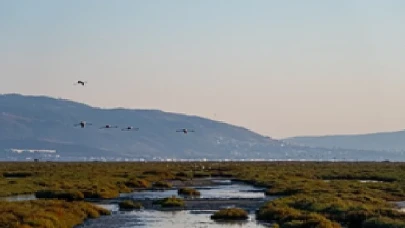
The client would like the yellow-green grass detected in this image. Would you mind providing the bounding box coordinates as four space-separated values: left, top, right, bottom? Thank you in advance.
0 200 110 228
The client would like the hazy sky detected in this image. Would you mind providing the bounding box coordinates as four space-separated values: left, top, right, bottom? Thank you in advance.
1 1 405 138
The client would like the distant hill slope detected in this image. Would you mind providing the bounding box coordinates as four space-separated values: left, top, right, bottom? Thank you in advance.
284 130 405 152
0 94 403 161
0 94 282 159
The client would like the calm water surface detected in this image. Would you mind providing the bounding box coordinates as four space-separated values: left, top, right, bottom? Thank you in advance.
1 181 272 227
79 208 271 228
120 183 265 199
1 194 36 201
79 181 270 228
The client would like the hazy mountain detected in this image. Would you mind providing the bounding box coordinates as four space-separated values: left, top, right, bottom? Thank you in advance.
0 94 402 161
284 131 405 153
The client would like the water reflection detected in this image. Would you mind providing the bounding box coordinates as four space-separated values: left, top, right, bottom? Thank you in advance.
81 182 271 228
121 183 265 200
79 209 271 228
0 194 36 201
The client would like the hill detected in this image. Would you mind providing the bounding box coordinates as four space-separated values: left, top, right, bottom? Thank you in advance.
0 94 401 161
284 131 405 153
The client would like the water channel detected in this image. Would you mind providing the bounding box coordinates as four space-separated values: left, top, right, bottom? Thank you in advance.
78 180 273 228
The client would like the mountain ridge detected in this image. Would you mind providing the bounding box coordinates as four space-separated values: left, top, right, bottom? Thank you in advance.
0 93 403 161
0 93 283 160
284 130 405 152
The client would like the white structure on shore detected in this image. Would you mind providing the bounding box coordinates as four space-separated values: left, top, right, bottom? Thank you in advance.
9 149 56 154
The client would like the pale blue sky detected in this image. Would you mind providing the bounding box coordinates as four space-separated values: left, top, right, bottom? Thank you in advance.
1 0 405 138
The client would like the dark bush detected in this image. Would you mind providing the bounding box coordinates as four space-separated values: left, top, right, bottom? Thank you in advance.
124 178 150 188
81 188 119 199
3 172 33 178
175 172 189 177
193 172 210 178
35 190 84 201
363 217 405 228
153 181 173 188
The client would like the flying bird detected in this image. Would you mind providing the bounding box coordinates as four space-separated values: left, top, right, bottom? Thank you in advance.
122 126 139 131
74 121 92 128
100 125 118 129
74 80 87 86
176 128 195 134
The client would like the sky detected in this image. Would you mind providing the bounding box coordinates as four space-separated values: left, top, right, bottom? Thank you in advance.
1 0 405 139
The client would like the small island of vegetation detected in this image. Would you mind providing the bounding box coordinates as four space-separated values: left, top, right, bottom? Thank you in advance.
156 196 185 208
177 187 201 197
211 208 249 220
118 200 143 210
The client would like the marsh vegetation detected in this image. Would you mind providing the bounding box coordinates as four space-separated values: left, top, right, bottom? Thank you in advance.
155 196 185 208
118 200 143 210
0 200 110 228
177 187 201 197
1 161 405 227
211 207 249 220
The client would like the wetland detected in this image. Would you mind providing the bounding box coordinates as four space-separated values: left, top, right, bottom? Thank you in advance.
1 161 405 227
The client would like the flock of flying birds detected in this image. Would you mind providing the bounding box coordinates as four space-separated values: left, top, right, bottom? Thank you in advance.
73 80 195 134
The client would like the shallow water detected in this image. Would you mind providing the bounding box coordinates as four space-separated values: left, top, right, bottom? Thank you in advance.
0 194 36 201
323 179 384 183
358 180 383 183
79 181 270 228
120 183 265 200
1 181 271 227
79 209 271 228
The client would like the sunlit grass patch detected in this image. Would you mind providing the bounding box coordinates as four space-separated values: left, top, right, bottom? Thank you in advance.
0 200 110 228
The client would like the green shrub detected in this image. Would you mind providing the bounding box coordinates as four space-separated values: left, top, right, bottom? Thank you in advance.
159 196 185 208
177 187 201 196
211 208 249 220
118 200 143 210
